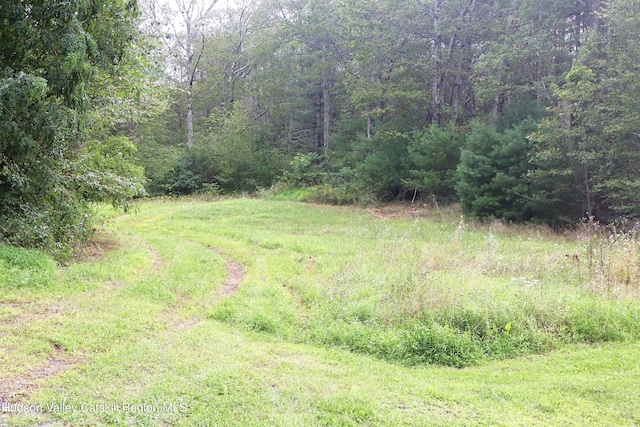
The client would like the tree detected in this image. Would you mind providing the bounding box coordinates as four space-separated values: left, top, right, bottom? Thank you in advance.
340 0 427 136
0 0 144 257
472 0 598 119
530 0 640 221
197 1 257 114
427 0 507 125
352 132 411 200
457 120 536 221
128 0 638 225
150 0 219 147
265 0 351 155
530 65 600 220
405 124 464 202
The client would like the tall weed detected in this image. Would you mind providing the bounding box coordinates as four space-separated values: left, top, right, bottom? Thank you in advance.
577 216 640 298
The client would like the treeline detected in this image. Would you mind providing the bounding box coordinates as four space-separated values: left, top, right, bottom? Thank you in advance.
134 0 640 225
2 0 640 256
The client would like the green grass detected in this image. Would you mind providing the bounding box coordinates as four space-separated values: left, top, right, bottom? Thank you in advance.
0 245 56 289
1 198 639 426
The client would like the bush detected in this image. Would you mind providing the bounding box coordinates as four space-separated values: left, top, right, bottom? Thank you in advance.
272 183 377 206
132 111 183 196
153 107 285 196
352 132 411 200
160 148 202 196
280 153 324 187
195 107 284 193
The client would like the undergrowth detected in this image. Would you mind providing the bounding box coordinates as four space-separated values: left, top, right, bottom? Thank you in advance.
197 200 640 367
577 216 640 298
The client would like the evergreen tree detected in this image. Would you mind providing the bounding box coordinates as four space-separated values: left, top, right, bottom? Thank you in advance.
457 119 536 221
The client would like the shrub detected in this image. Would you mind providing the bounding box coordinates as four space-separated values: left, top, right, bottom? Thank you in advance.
194 107 284 193
160 148 202 195
280 153 324 187
352 132 411 200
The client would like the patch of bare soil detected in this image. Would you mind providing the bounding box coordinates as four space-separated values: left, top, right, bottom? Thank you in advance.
0 302 67 339
222 260 245 297
74 232 119 263
0 347 76 406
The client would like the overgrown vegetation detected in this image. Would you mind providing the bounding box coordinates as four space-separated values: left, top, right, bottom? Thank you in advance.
2 199 639 426
193 200 638 369
0 0 146 259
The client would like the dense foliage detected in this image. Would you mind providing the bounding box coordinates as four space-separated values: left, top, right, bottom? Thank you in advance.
2 0 640 256
131 0 639 224
0 0 146 257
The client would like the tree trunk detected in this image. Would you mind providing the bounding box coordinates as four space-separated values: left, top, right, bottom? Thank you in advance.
431 0 442 126
162 0 219 148
187 82 194 148
584 163 593 215
322 71 331 155
315 94 323 150
185 16 195 148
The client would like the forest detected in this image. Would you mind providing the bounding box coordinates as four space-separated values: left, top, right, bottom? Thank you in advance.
2 0 640 256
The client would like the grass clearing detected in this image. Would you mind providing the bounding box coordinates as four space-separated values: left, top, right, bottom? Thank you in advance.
1 198 639 426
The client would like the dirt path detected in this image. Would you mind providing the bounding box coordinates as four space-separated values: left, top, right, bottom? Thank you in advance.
222 259 244 297
0 347 76 405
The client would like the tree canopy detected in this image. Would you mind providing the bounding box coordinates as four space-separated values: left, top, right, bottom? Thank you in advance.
0 0 145 257
2 0 640 255
130 0 639 224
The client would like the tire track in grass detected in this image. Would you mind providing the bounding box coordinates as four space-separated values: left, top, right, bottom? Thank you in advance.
179 236 246 299
0 293 88 404
221 258 244 297
0 231 231 425
0 232 133 420
0 345 77 411
172 255 245 330
158 238 246 332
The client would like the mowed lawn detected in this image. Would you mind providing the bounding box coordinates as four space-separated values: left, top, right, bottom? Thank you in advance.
1 198 639 426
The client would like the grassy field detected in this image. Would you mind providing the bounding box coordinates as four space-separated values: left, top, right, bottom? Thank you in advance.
1 198 639 426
